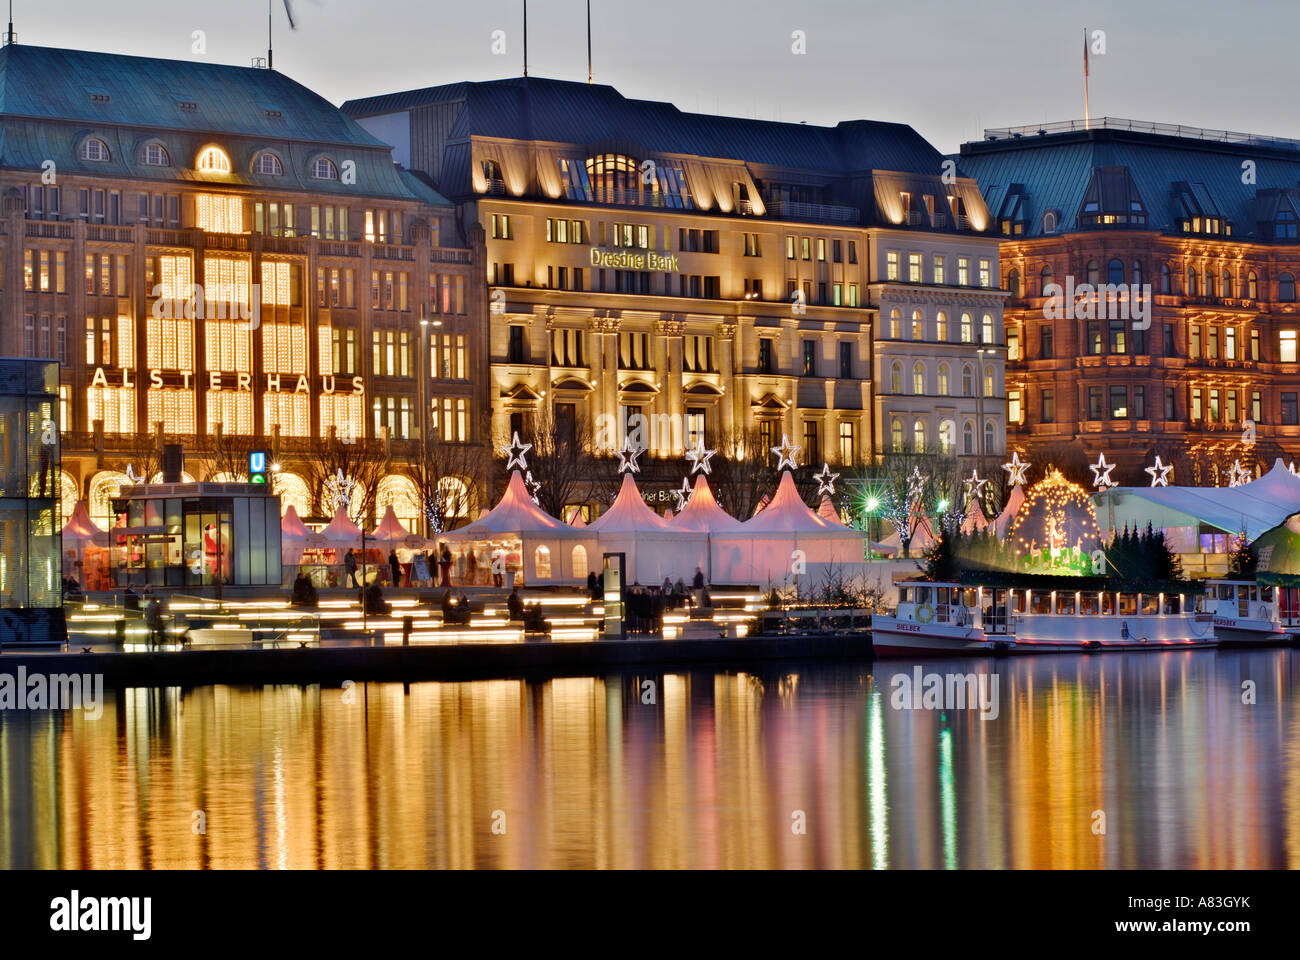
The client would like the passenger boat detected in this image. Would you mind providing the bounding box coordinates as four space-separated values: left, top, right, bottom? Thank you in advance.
872 577 1217 657
1201 580 1289 647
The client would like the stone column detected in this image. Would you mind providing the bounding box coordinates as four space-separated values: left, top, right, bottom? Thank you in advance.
658 316 684 455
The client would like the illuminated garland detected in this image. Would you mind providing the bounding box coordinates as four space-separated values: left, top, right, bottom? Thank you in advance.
1004 467 1102 575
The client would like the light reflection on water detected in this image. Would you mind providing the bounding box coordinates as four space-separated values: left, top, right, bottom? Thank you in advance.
0 650 1297 869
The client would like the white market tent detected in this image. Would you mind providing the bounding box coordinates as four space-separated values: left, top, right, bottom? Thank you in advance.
369 505 426 553
671 474 743 533
280 504 311 565
961 498 989 535
308 506 365 550
1092 458 1300 550
445 471 592 583
995 484 1025 538
589 473 707 584
711 472 864 583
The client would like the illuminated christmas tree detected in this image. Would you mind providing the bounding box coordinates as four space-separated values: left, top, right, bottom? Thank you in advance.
1005 467 1102 574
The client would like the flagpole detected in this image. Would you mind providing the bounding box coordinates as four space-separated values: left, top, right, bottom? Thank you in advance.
1083 28 1091 129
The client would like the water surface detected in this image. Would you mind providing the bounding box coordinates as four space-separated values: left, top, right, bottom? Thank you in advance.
1 650 1296 868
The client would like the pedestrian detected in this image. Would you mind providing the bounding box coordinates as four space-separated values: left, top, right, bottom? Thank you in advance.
439 542 453 587
123 584 140 611
587 570 600 602
388 549 400 587
144 596 165 646
507 585 524 621
466 548 479 585
344 548 359 588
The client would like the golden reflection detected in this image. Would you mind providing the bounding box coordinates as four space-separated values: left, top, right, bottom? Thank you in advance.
0 653 1296 869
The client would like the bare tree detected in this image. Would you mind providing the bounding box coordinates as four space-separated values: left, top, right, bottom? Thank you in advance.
405 422 489 535
198 426 266 483
709 425 777 521
497 404 600 521
300 431 390 526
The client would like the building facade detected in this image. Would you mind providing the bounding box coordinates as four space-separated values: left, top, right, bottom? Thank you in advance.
0 43 485 531
344 78 1006 503
961 118 1300 484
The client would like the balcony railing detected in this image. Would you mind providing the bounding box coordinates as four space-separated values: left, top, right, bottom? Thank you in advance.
766 199 860 224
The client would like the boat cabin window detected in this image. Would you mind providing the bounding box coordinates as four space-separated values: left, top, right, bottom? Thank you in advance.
1100 592 1115 615
916 586 932 605
962 588 977 608
1237 585 1250 603
1142 595 1159 615
1261 586 1274 603
1218 585 1235 601
1011 590 1026 613
1055 592 1076 615
936 587 951 608
1119 594 1138 616
1029 590 1051 614
1080 593 1099 616
1162 594 1181 614
899 587 912 603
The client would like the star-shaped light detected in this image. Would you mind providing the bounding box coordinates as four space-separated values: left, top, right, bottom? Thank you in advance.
1290 461 1299 477
673 477 693 512
323 468 354 512
1089 453 1116 489
770 434 801 471
1144 456 1172 487
524 470 542 501
616 437 643 474
814 463 839 497
685 439 716 475
906 466 926 507
1002 451 1030 487
1227 459 1250 488
962 469 988 504
503 431 532 472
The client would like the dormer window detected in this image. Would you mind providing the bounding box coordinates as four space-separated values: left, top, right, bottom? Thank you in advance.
81 138 110 162
311 156 339 181
1275 208 1298 240
197 146 231 173
141 143 170 167
255 151 284 176
1042 210 1059 234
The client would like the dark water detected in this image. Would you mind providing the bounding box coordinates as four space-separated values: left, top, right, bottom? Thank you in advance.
1 650 1297 868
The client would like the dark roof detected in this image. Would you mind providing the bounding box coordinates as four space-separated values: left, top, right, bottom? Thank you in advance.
0 43 450 204
343 76 943 174
958 120 1300 239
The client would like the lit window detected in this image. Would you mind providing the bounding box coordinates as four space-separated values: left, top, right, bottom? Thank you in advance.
197 146 231 173
311 157 339 181
81 138 110 162
255 152 284 176
141 143 170 166
1281 330 1298 363
196 194 244 234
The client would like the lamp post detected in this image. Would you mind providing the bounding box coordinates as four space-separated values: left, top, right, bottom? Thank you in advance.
419 305 430 536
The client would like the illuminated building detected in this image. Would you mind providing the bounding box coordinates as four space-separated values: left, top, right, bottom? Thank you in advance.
0 43 484 530
344 77 1006 487
961 118 1300 483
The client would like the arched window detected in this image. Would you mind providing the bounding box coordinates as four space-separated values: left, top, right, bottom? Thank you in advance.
1161 263 1172 294
1281 273 1296 302
1248 271 1259 299
275 472 312 519
81 138 110 162
891 419 904 453
571 545 588 580
911 310 924 340
937 362 950 395
890 361 902 394
983 364 995 397
197 146 230 173
377 475 421 532
984 420 996 454
1040 263 1054 295
939 418 955 455
962 421 974 455
1086 260 1100 286
1206 272 1216 299
982 314 995 344
962 364 974 397
1042 210 1058 234
534 545 552 579
1007 268 1021 297
586 153 639 203
311 156 339 180
1188 268 1198 297
437 476 473 519
912 361 925 395
1132 260 1143 286
888 308 901 338
1107 259 1124 285
1222 269 1233 299
960 313 973 343
141 143 169 166
936 311 948 340
913 419 926 453
255 151 284 176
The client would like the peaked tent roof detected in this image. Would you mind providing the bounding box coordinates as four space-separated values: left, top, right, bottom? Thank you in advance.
961 498 989 535
370 505 414 543
672 474 743 532
817 496 840 522
995 484 1026 538
318 506 364 544
61 499 104 542
736 472 842 534
280 504 311 540
1092 458 1300 541
457 471 568 536
567 507 587 528
588 473 672 532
